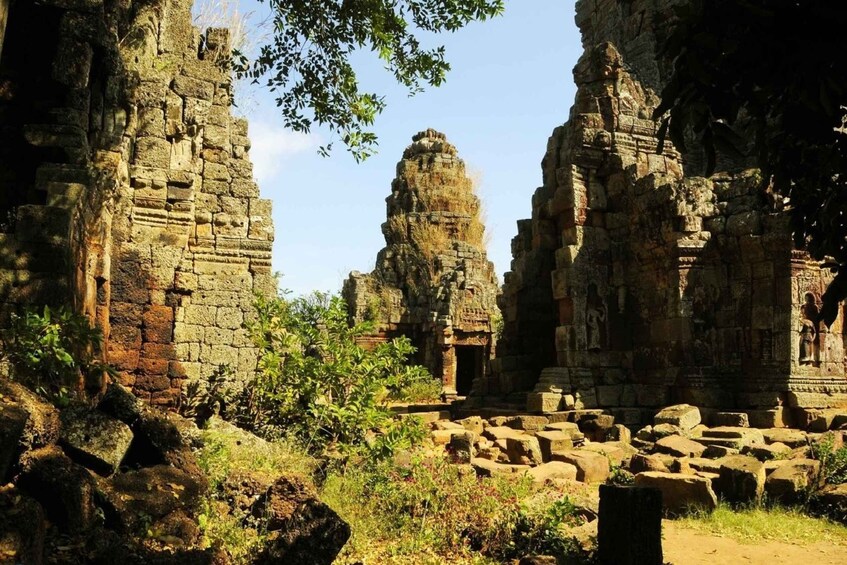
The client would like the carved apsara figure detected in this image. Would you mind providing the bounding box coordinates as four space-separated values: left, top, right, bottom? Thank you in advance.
586 284 606 351
799 293 818 364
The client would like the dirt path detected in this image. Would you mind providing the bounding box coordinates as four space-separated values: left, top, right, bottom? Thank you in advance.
662 521 847 564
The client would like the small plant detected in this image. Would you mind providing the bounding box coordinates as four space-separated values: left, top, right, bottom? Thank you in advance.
180 365 240 424
1 305 114 404
811 433 847 486
607 464 635 486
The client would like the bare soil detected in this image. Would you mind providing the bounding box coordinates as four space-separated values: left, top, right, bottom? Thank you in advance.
662 520 847 565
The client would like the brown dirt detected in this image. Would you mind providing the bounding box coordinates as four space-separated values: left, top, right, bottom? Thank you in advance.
662 520 847 565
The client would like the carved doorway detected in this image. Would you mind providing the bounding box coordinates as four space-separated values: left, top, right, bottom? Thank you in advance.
455 345 483 397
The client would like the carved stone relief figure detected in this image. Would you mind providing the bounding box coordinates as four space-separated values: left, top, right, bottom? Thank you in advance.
799 293 818 365
586 283 606 351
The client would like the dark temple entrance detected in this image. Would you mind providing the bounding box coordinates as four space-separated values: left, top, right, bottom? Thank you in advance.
455 345 483 397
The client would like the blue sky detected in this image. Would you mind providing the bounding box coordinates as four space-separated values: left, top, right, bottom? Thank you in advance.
216 2 581 295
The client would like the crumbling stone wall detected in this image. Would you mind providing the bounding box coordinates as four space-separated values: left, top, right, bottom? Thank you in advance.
344 130 499 396
0 0 274 405
487 0 847 420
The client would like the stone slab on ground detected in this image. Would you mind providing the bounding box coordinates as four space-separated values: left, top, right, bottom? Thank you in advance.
535 430 574 461
59 408 134 476
526 461 578 486
653 435 706 458
741 442 791 461
761 428 807 447
654 405 701 430
630 453 670 474
712 412 749 428
551 450 610 484
471 458 529 477
482 426 523 441
634 472 717 516
717 455 765 504
505 435 544 466
765 459 820 504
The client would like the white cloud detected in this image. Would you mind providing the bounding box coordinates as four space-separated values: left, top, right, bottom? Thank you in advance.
248 122 322 183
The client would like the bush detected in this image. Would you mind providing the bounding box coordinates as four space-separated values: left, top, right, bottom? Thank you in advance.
241 291 435 455
811 433 847 486
1 305 113 404
322 456 592 563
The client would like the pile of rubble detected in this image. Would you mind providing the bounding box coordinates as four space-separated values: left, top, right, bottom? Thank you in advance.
416 403 847 517
0 381 349 564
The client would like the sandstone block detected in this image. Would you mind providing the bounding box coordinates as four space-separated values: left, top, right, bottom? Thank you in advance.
505 415 550 432
654 435 706 458
449 432 476 463
761 428 807 448
505 435 544 466
551 450 610 483
634 472 718 516
526 461 578 486
765 459 820 504
483 426 523 441
526 392 562 413
654 404 701 430
535 430 574 461
717 455 766 505
629 453 670 474
713 412 749 428
741 442 791 461
59 408 133 476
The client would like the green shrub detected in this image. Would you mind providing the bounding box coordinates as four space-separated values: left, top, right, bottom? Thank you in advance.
1 305 113 404
322 456 592 563
242 291 433 456
811 433 847 485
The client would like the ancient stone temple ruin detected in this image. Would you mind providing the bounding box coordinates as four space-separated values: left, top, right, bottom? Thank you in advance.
0 0 274 405
481 0 847 422
344 130 499 396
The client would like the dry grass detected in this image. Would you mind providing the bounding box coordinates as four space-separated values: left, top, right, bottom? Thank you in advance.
410 221 452 258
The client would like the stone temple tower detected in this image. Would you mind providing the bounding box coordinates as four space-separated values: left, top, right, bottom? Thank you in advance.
344 129 500 397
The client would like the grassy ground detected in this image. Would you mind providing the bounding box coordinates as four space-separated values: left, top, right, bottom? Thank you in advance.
675 504 847 545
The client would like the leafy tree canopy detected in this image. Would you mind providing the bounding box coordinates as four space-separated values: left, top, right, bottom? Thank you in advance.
237 0 504 161
655 0 847 324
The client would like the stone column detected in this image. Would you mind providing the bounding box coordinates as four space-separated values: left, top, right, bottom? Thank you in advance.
0 0 9 63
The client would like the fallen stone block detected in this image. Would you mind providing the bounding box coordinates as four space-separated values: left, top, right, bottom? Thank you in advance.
687 458 722 474
0 485 45 565
717 455 765 505
483 426 523 441
634 471 717 516
60 407 134 475
17 446 96 533
702 426 764 445
432 421 464 431
746 407 793 429
741 442 791 461
765 459 820 504
606 424 632 444
761 428 807 448
551 450 610 483
97 382 142 425
702 444 740 459
535 430 574 461
455 416 485 435
526 392 562 414
0 380 60 453
449 431 476 463
432 429 462 445
651 423 681 439
583 441 635 467
629 453 670 474
505 415 550 432
653 435 706 458
0 404 28 481
254 475 351 565
654 404 701 430
471 458 528 477
712 412 749 428
506 435 544 466
526 461 578 485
